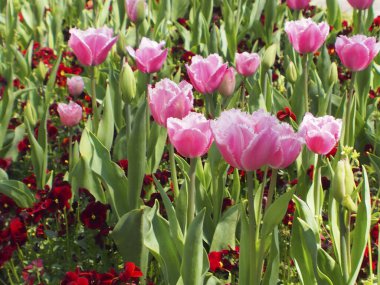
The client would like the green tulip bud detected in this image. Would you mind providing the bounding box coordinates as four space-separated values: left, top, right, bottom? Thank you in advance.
36 61 48 81
135 0 146 24
343 158 355 197
332 160 346 203
286 61 298 83
117 33 128 58
328 62 338 85
261 44 277 72
342 195 357 212
24 102 37 127
210 24 220 54
120 62 136 104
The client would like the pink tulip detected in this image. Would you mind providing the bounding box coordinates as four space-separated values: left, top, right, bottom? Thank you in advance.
126 37 168 73
167 113 213 158
186 54 228 94
268 123 303 169
347 0 374 10
235 52 261 77
68 27 118 66
335 35 380 72
218 67 236 97
211 109 279 171
285 18 329 54
148 79 194 127
286 0 311 10
57 101 83 127
125 0 146 22
299 112 342 155
67 76 84 97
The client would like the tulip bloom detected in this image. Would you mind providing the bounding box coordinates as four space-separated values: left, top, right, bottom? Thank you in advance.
148 79 194 127
126 37 168 73
335 35 380 72
235 52 261 77
125 0 146 22
211 109 279 171
218 67 236 97
286 0 310 10
186 54 227 94
285 18 329 54
299 113 342 155
268 123 303 169
57 101 83 127
68 27 118 66
167 113 213 158
67 76 84 97
347 0 374 10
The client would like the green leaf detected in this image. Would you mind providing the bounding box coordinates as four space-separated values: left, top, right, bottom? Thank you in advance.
0 180 35 208
127 101 147 212
146 123 167 174
262 227 280 285
97 84 115 150
181 209 208 285
238 202 250 285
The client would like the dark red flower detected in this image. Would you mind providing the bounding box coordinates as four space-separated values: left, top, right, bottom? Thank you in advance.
46 182 72 212
0 194 16 214
80 202 108 230
119 262 143 282
0 245 16 268
9 217 27 245
208 251 223 272
61 271 89 285
277 107 297 122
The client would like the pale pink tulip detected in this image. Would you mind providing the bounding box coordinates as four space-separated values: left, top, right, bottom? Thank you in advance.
268 123 303 169
235 52 261 77
218 67 236 97
335 35 380 71
125 0 146 22
347 0 374 10
167 113 213 158
67 76 84 97
211 109 279 171
68 27 118 66
285 18 329 54
126 37 168 73
286 0 311 10
57 101 83 127
299 113 342 155
148 79 193 127
186 54 227 94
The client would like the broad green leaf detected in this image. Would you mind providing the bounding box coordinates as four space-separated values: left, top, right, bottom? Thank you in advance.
0 180 35 208
146 123 167 174
97 84 115 150
263 227 280 285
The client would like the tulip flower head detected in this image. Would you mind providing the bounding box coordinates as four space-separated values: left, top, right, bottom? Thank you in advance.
286 0 311 10
186 54 228 94
235 52 261 77
67 76 84 97
299 112 342 155
218 67 236 97
148 79 194 127
347 0 374 10
285 18 329 54
57 101 83 127
68 27 118 66
335 35 380 71
167 112 213 158
125 0 146 23
126 37 168 73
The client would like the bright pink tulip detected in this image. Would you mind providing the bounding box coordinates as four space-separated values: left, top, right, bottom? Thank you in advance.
285 18 329 54
148 79 194 127
299 112 342 155
125 0 146 22
211 109 279 171
268 123 303 169
335 35 380 71
186 54 228 94
68 27 118 66
67 76 84 97
286 0 311 10
218 67 236 97
235 52 260 77
347 0 374 10
126 37 168 73
167 113 213 158
57 101 83 127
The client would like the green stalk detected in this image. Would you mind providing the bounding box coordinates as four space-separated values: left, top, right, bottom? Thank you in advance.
125 103 131 144
135 23 140 47
169 143 180 198
68 128 73 175
367 232 374 282
91 66 99 132
246 171 257 285
303 54 309 114
339 206 349 283
313 154 322 226
265 168 278 212
343 72 356 146
187 158 197 226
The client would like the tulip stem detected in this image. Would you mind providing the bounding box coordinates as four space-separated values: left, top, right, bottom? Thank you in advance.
265 168 277 212
187 158 197 227
246 171 257 285
302 54 309 114
343 72 356 146
339 206 349 283
125 103 131 143
169 143 180 198
313 154 322 226
91 66 99 133
68 128 73 176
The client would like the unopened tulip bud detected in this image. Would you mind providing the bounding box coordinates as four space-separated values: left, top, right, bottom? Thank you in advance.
117 33 128 58
67 76 84 97
126 0 146 23
286 61 298 83
25 102 37 127
342 195 357 212
262 44 277 71
120 62 136 103
36 61 48 81
57 101 83 127
332 160 346 203
328 62 338 85
218 67 236 97
343 158 355 197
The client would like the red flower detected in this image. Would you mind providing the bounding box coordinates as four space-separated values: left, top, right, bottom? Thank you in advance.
277 107 297 122
0 245 16 268
9 217 27 245
22 259 44 285
208 251 223 272
46 182 72 212
0 194 16 214
119 262 143 282
80 202 108 230
61 271 89 285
